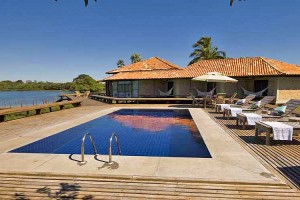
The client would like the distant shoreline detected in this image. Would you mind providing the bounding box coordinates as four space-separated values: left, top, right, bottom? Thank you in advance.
0 90 67 92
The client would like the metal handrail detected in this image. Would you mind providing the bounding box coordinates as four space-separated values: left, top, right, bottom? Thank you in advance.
78 133 99 165
108 133 121 163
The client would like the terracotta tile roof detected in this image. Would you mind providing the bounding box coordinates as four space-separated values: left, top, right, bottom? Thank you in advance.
184 57 300 77
104 69 191 81
103 57 300 81
184 57 281 77
106 57 181 74
261 57 300 75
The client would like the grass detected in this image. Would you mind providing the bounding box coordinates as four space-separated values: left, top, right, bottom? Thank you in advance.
4 104 75 122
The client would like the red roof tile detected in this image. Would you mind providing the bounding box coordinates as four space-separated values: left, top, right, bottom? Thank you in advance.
184 57 282 77
104 69 191 80
106 57 181 74
104 57 300 81
261 57 300 75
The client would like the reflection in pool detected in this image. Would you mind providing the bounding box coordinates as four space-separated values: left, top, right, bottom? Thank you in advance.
10 109 211 158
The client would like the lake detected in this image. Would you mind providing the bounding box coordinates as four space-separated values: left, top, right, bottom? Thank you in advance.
0 91 69 108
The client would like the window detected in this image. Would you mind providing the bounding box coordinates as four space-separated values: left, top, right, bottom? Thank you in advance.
112 81 139 97
132 81 139 97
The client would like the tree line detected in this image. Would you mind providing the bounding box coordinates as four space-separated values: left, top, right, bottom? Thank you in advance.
0 74 104 92
57 0 242 7
116 36 227 68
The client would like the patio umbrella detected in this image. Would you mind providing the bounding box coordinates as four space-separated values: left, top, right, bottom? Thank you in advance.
192 72 238 83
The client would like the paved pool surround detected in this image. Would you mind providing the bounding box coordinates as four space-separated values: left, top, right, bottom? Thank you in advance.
0 106 283 184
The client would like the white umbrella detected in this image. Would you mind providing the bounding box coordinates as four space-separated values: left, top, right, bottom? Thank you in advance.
192 72 238 83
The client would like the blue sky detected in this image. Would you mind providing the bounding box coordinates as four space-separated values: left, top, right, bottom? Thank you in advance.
0 0 299 82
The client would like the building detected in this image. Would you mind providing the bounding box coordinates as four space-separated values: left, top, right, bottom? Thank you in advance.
104 57 300 103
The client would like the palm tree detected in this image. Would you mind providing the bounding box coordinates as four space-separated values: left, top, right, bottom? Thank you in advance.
55 0 239 7
117 60 125 68
85 0 97 6
188 37 226 65
230 0 245 6
130 53 142 64
54 0 97 7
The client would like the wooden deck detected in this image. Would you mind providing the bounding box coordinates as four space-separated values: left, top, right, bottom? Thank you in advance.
0 100 83 122
0 172 299 199
207 109 300 190
90 95 193 104
0 105 299 198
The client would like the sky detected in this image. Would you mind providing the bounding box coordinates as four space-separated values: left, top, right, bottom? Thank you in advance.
0 0 300 82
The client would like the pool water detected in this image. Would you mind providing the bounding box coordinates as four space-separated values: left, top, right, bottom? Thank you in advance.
10 109 211 158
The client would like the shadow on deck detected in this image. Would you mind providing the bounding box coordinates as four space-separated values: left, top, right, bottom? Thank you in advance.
206 110 300 190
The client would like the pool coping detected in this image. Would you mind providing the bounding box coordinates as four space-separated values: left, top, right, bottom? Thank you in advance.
0 107 286 185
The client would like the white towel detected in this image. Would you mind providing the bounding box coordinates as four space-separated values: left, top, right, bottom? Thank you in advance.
218 104 231 111
242 113 262 125
264 122 293 141
229 107 242 117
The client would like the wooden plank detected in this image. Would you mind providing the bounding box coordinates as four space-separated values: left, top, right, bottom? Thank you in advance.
90 95 193 102
0 100 83 122
0 173 299 200
0 100 82 115
207 110 300 190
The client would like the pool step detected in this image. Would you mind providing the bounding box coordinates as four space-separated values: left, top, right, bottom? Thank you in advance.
0 172 299 199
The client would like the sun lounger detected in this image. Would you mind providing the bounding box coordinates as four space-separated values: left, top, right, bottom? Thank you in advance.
191 94 202 107
237 112 280 130
212 93 226 108
83 91 90 98
260 99 300 118
216 94 255 113
224 96 275 119
225 92 237 104
255 121 300 145
75 91 82 97
236 99 300 129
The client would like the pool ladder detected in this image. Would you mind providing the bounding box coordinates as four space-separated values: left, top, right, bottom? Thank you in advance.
78 132 121 165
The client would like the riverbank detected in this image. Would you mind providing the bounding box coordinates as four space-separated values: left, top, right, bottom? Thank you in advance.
0 91 66 108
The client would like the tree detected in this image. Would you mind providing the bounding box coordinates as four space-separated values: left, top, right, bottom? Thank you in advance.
230 0 245 6
130 53 142 64
117 60 125 68
15 80 24 84
54 0 97 7
188 37 226 65
55 0 240 7
71 74 103 92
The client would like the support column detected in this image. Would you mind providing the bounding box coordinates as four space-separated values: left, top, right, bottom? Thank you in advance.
276 77 280 103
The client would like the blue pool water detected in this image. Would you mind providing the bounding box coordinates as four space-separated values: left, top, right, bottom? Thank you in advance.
10 109 211 158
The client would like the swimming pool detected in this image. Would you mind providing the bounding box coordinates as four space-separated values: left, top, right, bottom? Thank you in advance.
10 109 211 158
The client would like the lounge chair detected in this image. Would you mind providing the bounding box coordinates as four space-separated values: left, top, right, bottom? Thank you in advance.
224 96 275 119
215 94 256 113
158 87 174 97
259 99 300 119
83 91 90 98
194 87 216 98
75 91 82 97
255 121 300 145
191 94 202 107
236 99 300 129
203 95 215 108
212 93 226 108
225 92 237 104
